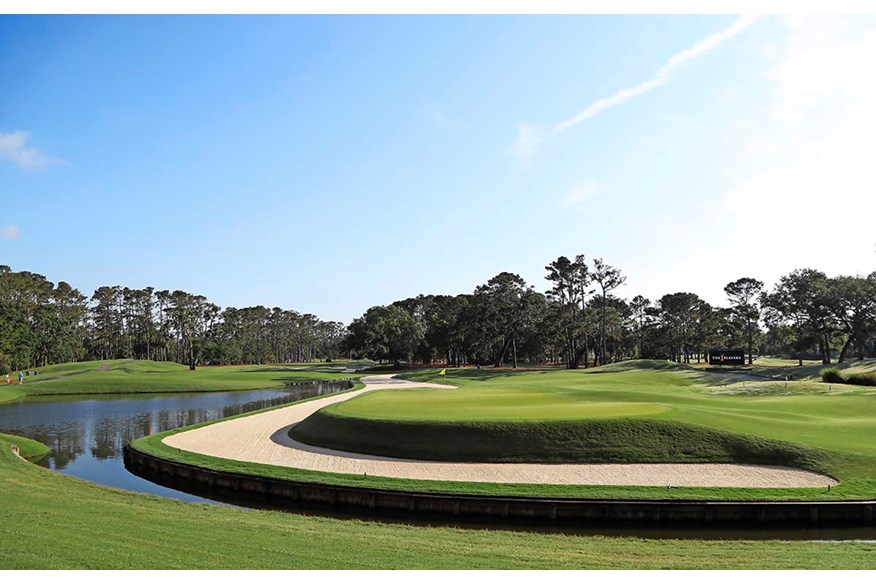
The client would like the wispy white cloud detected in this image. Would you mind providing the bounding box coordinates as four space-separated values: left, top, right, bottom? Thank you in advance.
563 181 600 207
724 16 876 277
0 225 21 241
512 123 545 160
0 131 57 170
550 77 667 137
513 15 759 159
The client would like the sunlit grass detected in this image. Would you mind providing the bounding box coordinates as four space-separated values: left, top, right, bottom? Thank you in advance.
3 433 875 569
3 359 365 399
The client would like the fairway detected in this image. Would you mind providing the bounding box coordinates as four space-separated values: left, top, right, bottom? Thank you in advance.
0 359 365 404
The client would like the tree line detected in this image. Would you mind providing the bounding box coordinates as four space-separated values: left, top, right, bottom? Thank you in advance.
0 265 345 372
4 259 874 373
344 255 876 368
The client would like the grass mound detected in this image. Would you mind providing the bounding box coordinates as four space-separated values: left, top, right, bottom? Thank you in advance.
0 433 49 461
847 373 876 387
821 367 876 387
7 359 360 397
821 368 845 383
289 408 832 471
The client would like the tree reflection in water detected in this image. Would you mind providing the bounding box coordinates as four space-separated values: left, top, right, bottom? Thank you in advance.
0 380 350 497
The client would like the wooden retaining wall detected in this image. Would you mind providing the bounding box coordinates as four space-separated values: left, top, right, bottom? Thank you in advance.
123 445 876 527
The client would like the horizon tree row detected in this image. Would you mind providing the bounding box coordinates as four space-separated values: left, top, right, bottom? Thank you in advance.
344 256 876 368
0 265 345 372
3 260 874 372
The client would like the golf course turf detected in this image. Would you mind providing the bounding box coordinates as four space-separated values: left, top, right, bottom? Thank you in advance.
132 359 876 501
280 361 874 494
4 358 876 568
0 359 364 404
3 433 876 569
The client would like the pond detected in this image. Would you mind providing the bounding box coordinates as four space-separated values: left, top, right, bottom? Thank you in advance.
1 380 874 541
0 380 351 504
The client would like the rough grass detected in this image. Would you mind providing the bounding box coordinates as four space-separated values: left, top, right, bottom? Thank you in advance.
747 357 876 381
847 373 876 387
822 368 846 383
821 368 876 387
4 436 875 569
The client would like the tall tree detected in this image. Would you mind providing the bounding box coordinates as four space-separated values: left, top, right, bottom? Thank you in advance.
657 292 702 363
827 274 876 362
471 272 542 368
545 255 591 368
592 258 626 366
346 304 424 366
629 295 651 359
762 269 834 365
724 277 764 365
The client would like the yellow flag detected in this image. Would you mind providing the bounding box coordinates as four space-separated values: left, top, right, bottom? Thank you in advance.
439 368 446 376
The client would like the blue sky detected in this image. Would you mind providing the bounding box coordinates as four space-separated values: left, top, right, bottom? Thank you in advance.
2 15 875 322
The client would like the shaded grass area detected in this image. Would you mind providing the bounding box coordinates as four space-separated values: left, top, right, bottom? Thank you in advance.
0 359 365 402
289 411 835 471
747 357 876 381
3 437 875 569
135 406 867 502
822 367 876 387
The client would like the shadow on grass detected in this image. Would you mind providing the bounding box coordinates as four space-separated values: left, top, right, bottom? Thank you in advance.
689 371 782 387
578 359 691 374
401 368 557 382
230 366 359 374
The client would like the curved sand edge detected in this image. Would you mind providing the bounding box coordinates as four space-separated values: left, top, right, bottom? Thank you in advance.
163 374 839 488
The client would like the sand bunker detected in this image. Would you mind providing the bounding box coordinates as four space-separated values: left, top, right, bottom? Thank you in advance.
163 374 838 488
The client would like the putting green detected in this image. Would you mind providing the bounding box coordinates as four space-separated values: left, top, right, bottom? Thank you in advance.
331 388 671 421
287 367 848 469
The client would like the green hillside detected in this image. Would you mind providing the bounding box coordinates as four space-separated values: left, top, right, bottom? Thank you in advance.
0 359 363 403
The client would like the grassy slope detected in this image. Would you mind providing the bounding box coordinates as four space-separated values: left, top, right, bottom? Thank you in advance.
747 357 876 380
394 363 876 455
134 361 871 501
2 435 875 569
0 359 363 403
290 411 833 470
0 432 50 461
136 428 849 501
285 362 876 497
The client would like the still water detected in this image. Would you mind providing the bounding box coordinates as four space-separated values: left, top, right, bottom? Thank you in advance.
0 380 350 504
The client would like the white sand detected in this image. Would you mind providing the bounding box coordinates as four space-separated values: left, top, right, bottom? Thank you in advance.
164 374 838 488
